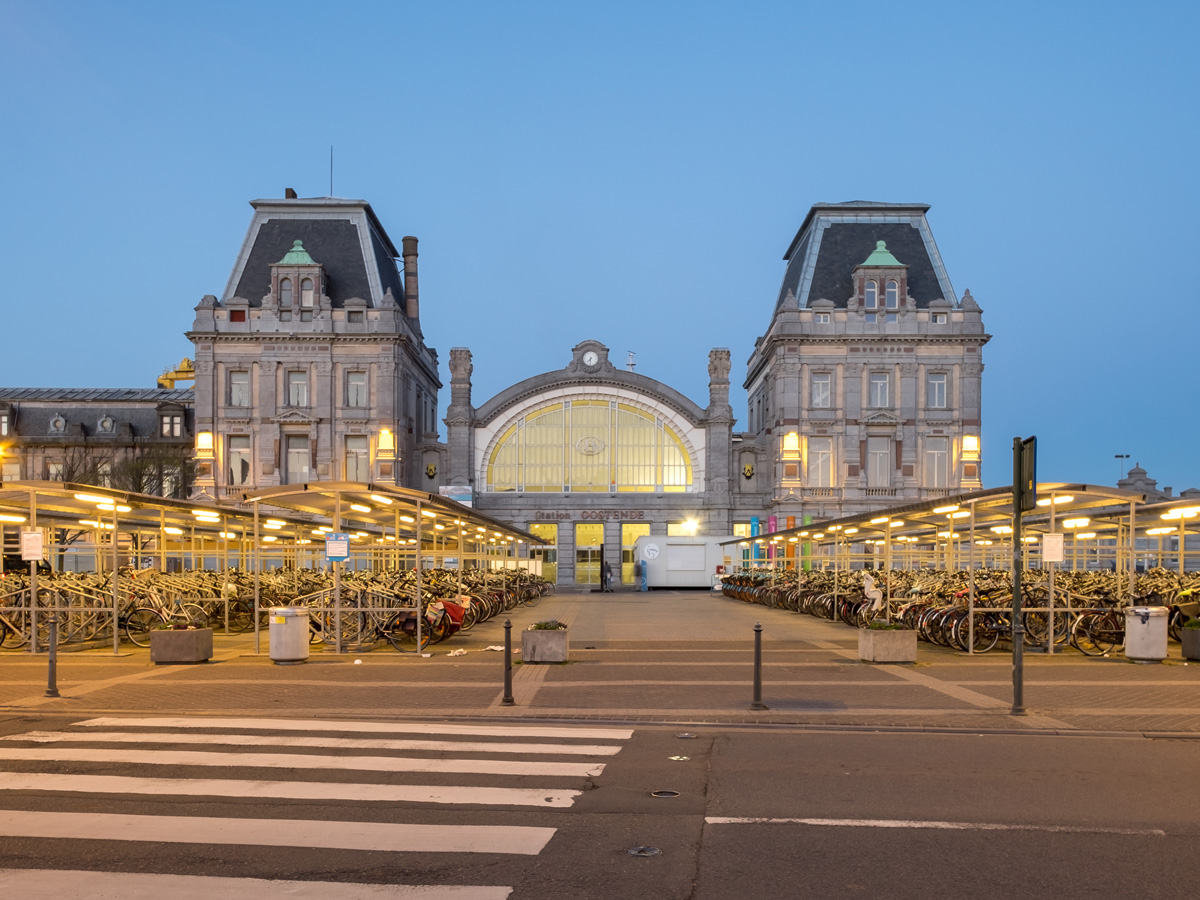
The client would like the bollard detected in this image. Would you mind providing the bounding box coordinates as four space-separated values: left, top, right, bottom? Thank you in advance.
502 618 515 705
750 622 767 710
45 614 60 698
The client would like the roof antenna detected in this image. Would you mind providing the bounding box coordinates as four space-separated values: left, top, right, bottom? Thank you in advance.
626 351 637 372
330 145 334 197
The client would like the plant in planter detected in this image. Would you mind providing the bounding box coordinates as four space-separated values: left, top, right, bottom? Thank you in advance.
859 619 917 663
1181 618 1200 661
522 620 569 662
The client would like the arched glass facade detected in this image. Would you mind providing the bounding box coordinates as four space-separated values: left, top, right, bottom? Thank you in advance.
485 399 693 493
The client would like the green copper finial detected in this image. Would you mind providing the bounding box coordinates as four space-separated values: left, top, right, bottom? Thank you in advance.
860 240 904 267
276 240 317 265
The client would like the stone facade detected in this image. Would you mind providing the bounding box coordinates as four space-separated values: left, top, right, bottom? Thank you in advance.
739 201 990 524
186 196 442 498
0 388 194 496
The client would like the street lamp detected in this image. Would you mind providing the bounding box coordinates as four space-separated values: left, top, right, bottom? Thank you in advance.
1115 454 1130 483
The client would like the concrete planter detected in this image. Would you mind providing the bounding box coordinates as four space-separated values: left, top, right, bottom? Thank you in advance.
1181 628 1200 661
150 628 213 664
858 627 917 663
522 628 569 663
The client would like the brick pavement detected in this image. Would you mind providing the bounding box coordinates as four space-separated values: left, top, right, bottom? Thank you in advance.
2 586 1199 736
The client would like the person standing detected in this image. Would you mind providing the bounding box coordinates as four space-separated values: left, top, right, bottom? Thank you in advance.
600 557 612 592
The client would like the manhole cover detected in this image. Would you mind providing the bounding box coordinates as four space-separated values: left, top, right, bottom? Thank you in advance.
650 790 681 798
627 846 662 857
668 756 690 761
675 732 697 739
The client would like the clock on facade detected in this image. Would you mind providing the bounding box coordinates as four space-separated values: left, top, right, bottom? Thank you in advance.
582 351 599 367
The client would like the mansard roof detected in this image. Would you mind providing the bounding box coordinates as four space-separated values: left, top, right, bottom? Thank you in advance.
223 197 406 309
774 201 957 312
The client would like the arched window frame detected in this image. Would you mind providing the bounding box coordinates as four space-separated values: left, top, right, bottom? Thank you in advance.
279 278 293 307
885 280 899 309
864 280 878 310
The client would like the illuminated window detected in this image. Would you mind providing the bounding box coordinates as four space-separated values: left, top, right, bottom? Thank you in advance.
161 415 181 437
485 400 693 493
345 436 369 481
808 437 834 487
782 432 800 459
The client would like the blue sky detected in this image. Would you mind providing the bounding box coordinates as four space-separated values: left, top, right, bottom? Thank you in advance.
2 0 1198 491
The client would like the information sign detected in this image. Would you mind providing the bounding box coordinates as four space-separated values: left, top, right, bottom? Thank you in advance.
325 533 350 562
20 530 43 562
1042 533 1065 564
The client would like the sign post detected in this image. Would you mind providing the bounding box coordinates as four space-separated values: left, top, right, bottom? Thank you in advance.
1011 436 1036 715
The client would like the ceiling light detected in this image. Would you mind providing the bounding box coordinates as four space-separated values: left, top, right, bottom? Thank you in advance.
1147 527 1174 536
422 510 437 518
933 505 960 514
350 504 371 514
843 527 858 535
0 514 26 523
74 493 111 504
1062 518 1090 529
262 535 277 543
950 511 970 519
400 515 415 523
163 527 183 535
1036 495 1074 507
265 518 287 526
370 494 393 505
870 517 889 525
263 522 283 530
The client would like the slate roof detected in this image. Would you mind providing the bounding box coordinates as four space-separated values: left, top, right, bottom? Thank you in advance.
774 202 957 312
0 388 193 402
225 198 407 310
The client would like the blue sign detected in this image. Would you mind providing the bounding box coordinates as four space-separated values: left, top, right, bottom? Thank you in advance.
325 533 350 561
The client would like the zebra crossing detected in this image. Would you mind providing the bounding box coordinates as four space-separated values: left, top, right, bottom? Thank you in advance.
0 715 633 898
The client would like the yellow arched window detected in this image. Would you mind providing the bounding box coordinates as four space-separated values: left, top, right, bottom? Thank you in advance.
486 400 693 493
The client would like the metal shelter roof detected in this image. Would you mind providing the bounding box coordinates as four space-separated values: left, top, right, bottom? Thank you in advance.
0 480 542 548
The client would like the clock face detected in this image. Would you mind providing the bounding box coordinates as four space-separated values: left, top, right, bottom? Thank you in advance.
582 351 598 366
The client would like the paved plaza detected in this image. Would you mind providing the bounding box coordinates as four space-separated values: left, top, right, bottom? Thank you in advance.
3 587 1199 736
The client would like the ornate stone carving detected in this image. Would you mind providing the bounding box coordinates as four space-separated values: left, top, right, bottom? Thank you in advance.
315 362 332 376
195 359 213 375
449 348 473 382
707 348 731 383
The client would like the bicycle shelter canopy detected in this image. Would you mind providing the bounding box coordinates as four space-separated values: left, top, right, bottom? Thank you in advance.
717 483 1200 581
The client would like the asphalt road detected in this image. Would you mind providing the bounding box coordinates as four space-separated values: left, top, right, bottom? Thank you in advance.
0 714 1196 899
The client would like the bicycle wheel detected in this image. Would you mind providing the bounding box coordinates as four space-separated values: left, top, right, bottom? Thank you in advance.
1072 612 1120 656
521 590 543 609
179 603 210 628
124 607 160 647
381 612 431 652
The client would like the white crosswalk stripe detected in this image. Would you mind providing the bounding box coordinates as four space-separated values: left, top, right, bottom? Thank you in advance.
0 715 632 896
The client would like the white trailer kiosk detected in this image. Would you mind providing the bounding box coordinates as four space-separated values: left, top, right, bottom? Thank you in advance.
633 535 736 589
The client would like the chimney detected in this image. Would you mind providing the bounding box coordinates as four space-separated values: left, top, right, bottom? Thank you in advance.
285 188 297 199
402 236 419 320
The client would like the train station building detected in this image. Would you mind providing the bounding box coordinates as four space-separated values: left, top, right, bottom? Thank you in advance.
1 194 996 584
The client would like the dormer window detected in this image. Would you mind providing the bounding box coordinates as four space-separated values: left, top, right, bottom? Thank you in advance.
814 312 830 324
280 278 293 306
885 281 899 309
98 416 114 434
932 313 947 324
300 278 314 321
864 281 878 310
49 415 65 434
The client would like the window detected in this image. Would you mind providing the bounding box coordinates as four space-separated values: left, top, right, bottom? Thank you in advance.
932 313 947 325
285 436 310 484
229 310 246 323
864 313 877 323
347 372 367 408
300 278 314 321
868 373 889 408
811 373 831 409
885 280 899 309
808 437 834 487
864 281 878 309
287 371 309 407
229 371 250 408
924 437 949 488
161 415 181 437
347 311 364 324
98 416 114 433
813 312 830 324
96 461 111 487
47 461 64 481
866 437 890 487
927 373 947 409
345 436 369 481
485 400 693 493
228 436 251 486
885 313 897 323
1 413 8 436
279 278 293 307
